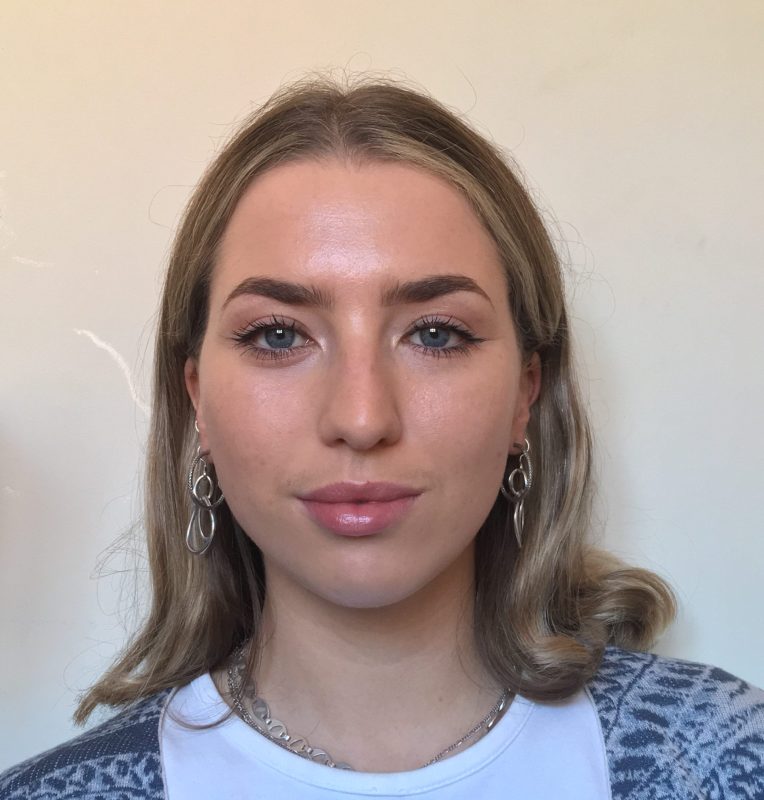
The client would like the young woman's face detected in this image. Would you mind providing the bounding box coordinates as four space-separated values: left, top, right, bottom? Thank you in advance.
186 159 539 609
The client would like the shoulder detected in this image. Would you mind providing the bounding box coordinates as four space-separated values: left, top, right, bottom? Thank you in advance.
588 646 764 799
0 688 173 800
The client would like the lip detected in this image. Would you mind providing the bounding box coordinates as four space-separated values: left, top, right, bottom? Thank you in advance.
298 482 422 537
300 481 422 503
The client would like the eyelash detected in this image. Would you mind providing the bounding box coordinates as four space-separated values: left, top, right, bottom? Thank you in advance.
409 315 485 359
230 314 484 362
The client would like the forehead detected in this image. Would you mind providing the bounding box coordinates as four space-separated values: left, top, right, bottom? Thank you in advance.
212 158 507 303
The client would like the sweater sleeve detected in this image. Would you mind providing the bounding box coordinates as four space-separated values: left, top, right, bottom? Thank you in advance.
589 647 764 800
0 689 172 800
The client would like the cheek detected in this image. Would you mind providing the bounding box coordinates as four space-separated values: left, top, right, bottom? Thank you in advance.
201 353 305 438
413 365 517 470
199 366 310 498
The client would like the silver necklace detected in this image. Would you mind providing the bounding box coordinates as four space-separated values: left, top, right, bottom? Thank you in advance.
225 644 512 771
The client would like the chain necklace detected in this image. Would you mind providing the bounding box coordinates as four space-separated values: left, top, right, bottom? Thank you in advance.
225 643 512 771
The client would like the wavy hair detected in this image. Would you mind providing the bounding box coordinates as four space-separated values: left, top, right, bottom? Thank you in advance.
75 74 674 723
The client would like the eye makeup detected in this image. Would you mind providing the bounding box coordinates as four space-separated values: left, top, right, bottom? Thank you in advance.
229 314 485 362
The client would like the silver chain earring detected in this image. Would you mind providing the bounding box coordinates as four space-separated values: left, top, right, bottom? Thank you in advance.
499 437 533 548
185 422 225 556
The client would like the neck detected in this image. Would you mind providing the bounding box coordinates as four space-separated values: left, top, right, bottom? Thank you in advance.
216 543 505 772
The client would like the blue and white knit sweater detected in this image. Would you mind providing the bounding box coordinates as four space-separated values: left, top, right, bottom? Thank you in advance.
1 647 763 799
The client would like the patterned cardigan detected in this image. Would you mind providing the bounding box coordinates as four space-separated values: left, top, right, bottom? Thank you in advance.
1 647 763 799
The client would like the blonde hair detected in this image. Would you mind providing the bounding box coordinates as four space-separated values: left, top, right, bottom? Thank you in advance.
75 74 674 723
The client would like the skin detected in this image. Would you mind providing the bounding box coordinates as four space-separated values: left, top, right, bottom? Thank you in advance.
185 158 540 771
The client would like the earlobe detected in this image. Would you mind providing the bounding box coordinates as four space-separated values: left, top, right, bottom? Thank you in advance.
184 357 212 454
184 357 201 412
525 352 542 408
509 352 541 455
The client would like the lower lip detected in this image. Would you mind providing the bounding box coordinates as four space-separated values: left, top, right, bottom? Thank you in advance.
300 496 419 537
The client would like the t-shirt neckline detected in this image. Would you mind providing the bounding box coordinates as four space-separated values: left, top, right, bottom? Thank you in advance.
186 671 536 793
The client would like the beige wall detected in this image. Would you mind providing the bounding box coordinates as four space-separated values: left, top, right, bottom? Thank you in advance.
2 1 762 768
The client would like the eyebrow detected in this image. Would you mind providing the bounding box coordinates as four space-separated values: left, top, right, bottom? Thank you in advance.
222 274 494 311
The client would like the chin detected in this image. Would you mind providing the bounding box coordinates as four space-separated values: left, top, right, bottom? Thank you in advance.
321 588 416 611
313 579 416 610
306 565 445 611
262 529 476 613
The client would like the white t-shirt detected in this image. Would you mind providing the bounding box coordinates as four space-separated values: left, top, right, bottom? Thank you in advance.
161 673 610 799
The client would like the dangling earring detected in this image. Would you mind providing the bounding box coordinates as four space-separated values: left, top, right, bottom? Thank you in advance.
499 437 533 548
185 421 225 555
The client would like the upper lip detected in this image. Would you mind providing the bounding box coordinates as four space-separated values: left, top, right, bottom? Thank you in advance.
299 482 422 503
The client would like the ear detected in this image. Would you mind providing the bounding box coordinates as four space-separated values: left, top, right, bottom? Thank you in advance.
509 351 541 455
184 356 211 454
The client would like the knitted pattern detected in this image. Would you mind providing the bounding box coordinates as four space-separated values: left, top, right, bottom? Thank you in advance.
588 648 764 799
2 648 762 798
0 688 172 799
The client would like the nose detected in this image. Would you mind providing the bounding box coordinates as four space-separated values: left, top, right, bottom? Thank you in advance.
316 342 403 451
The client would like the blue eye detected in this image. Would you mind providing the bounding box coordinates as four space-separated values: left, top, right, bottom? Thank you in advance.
262 325 298 349
231 314 483 361
408 316 484 359
231 315 309 360
417 326 451 348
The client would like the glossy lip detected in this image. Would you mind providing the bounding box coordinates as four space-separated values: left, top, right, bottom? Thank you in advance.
299 481 422 503
298 482 422 537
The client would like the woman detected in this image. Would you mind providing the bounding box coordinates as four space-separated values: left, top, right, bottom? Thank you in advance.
2 76 762 799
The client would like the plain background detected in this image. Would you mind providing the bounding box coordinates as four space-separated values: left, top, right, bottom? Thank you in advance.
1 0 762 769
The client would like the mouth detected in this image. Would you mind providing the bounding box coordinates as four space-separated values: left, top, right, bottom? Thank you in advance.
297 482 422 537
